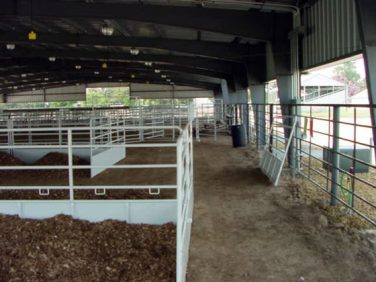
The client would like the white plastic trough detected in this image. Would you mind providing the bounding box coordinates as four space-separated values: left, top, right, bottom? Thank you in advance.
0 200 177 224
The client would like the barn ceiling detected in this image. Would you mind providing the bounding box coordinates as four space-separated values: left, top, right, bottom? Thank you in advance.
0 0 313 96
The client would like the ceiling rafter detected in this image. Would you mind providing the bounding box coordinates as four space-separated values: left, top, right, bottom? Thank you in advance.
0 48 240 73
1 0 292 41
0 32 262 61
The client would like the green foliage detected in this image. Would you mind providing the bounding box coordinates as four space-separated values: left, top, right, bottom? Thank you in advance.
1 86 193 109
333 61 365 96
334 61 361 83
138 98 192 106
49 101 77 108
85 87 131 107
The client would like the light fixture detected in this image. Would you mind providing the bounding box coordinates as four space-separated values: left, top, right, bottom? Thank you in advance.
32 87 36 91
161 74 167 78
28 30 37 41
118 79 123 82
101 25 114 36
20 74 27 78
44 77 49 81
166 78 171 82
154 69 160 74
13 86 18 89
101 62 108 69
130 47 139 56
76 83 80 86
48 57 56 62
131 74 136 79
108 76 112 79
94 71 100 75
144 61 153 67
6 44 15 50
62 80 66 84
75 65 82 70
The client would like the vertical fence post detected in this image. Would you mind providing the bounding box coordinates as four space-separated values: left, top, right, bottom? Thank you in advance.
67 129 75 213
255 104 259 149
139 108 144 142
195 118 200 142
176 135 182 282
245 104 250 143
351 107 357 209
116 119 120 142
293 103 302 176
109 117 112 144
288 102 299 175
178 105 182 128
269 104 274 152
214 115 217 141
28 115 32 144
7 119 14 155
330 106 341 206
58 109 63 146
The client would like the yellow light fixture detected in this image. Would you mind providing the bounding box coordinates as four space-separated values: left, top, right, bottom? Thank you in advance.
28 30 37 41
102 62 108 69
131 74 136 79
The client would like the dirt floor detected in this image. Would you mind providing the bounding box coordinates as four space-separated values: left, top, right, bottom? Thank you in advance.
187 136 376 282
0 137 376 281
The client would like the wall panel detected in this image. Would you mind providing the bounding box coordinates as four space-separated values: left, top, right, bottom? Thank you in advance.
302 0 362 69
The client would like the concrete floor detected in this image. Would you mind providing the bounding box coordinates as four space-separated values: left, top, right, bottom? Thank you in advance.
187 137 376 282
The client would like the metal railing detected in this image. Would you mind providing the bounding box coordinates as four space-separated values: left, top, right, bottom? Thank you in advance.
301 87 346 102
193 102 250 142
0 104 196 145
176 121 194 282
0 121 194 282
250 103 376 226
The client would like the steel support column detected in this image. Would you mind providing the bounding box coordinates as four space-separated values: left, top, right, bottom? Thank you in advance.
250 85 266 148
274 13 301 174
355 0 376 153
330 106 341 206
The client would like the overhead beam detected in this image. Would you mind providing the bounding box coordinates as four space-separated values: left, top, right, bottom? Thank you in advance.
1 0 292 41
1 76 220 96
0 32 262 61
0 59 232 79
1 73 220 93
1 69 222 88
0 48 239 73
0 57 238 91
0 66 225 81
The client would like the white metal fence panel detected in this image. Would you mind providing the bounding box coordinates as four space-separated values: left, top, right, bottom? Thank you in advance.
176 122 194 282
259 117 297 186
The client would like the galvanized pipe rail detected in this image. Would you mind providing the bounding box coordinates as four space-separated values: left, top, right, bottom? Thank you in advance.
249 103 376 226
0 123 193 282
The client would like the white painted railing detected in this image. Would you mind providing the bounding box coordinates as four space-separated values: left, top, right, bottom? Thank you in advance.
0 122 194 282
176 122 194 282
195 99 226 141
0 104 195 144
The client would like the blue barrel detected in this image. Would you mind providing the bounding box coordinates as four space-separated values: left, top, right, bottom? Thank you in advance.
231 124 246 147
